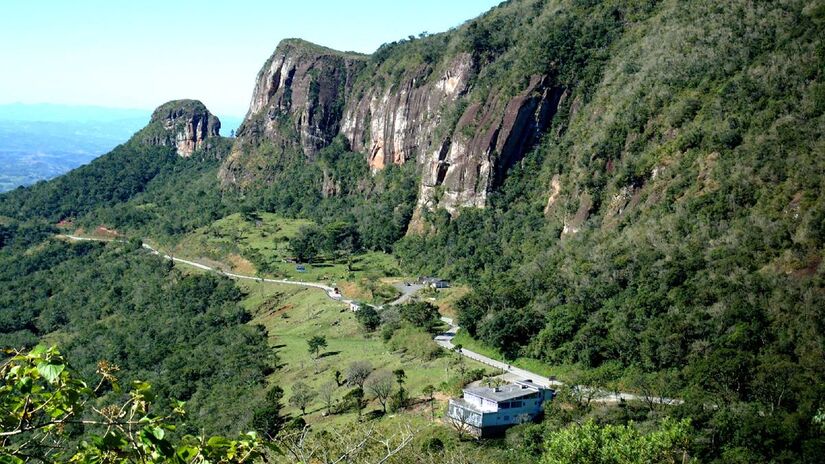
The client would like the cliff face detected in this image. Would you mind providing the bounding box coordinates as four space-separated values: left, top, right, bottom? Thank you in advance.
137 100 221 157
221 38 563 220
219 40 366 185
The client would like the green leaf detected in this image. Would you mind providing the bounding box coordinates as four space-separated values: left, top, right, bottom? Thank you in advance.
206 436 231 449
29 345 47 357
149 426 165 440
0 453 26 464
36 362 65 383
16 377 32 393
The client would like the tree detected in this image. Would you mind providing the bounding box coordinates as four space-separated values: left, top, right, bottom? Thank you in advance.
289 225 324 263
541 419 696 464
346 361 373 389
452 352 468 381
355 305 381 332
289 382 316 415
422 385 436 420
252 385 284 439
307 335 328 359
478 308 546 359
448 404 477 440
365 370 395 413
399 301 441 332
392 369 408 410
343 387 366 419
393 368 407 389
481 376 507 388
0 345 264 462
323 221 361 259
318 381 338 415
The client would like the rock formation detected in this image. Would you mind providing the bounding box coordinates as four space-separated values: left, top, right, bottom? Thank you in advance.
137 100 221 157
221 37 564 223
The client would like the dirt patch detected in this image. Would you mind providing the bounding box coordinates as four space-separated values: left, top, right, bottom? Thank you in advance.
228 254 256 274
791 254 822 279
337 281 371 301
258 293 289 316
94 226 120 238
273 303 294 316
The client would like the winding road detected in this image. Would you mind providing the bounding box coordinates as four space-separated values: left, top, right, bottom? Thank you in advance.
60 234 681 406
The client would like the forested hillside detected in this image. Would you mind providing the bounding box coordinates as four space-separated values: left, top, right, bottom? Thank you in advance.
0 226 272 436
1 0 823 462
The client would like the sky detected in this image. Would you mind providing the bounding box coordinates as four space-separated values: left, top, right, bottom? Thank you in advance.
0 1 501 119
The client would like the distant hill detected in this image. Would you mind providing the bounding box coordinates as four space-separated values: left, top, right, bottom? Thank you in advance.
0 104 149 191
0 104 243 192
1 1 823 462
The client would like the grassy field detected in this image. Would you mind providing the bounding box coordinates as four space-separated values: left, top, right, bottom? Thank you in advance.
171 212 403 303
134 230 504 430
235 279 494 428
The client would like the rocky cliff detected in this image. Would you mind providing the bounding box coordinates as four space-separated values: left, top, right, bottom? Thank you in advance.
220 35 564 221
136 99 221 157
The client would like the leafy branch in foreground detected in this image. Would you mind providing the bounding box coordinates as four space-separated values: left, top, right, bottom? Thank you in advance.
0 345 266 463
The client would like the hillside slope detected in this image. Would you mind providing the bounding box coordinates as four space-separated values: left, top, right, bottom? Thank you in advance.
214 0 825 461
0 0 823 461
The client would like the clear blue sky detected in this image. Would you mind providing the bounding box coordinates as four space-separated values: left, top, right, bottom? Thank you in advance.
0 1 501 118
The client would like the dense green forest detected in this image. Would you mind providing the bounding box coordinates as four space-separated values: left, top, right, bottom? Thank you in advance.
0 227 272 436
1 0 824 462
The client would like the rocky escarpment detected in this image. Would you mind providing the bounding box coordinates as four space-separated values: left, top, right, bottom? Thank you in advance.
219 40 366 185
222 37 564 221
136 100 221 157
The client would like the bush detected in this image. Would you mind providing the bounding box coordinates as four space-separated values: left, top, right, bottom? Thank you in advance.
386 325 444 360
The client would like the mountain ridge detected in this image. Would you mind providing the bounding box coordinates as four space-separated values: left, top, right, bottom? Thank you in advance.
1 1 824 461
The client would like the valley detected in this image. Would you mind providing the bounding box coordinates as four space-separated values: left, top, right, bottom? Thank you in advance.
1 0 824 462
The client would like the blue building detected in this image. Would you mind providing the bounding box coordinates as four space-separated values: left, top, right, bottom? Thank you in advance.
447 380 554 437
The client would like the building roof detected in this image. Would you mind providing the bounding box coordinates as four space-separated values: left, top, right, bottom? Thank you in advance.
464 381 544 403
450 397 483 413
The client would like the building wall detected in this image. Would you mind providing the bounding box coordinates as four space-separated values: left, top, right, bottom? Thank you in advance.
480 400 543 427
449 388 555 435
447 402 483 427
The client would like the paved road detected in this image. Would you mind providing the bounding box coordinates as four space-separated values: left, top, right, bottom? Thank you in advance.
434 316 681 405
61 234 680 406
435 317 564 388
389 282 424 305
60 235 350 303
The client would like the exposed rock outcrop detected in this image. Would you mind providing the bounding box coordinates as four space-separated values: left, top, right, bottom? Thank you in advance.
136 100 221 157
416 76 563 214
339 53 474 171
219 40 366 185
222 38 564 224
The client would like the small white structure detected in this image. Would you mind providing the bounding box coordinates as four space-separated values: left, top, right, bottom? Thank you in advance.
349 301 362 312
447 380 554 437
421 276 450 289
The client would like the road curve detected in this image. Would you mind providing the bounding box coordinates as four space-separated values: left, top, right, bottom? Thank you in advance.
59 235 350 303
60 234 681 406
